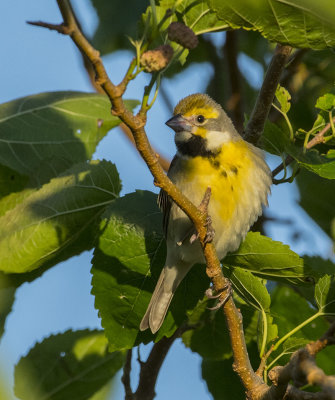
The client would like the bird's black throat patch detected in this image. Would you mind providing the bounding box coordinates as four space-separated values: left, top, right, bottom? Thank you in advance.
176 134 219 158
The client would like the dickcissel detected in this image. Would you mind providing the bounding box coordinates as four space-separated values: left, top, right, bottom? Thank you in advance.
140 93 272 334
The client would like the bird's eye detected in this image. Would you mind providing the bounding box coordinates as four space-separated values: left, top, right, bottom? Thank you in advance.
197 115 205 123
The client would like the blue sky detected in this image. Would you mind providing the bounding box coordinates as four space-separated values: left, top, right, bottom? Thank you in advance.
0 1 333 399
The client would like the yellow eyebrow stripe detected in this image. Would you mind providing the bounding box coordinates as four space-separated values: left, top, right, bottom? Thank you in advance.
183 107 219 119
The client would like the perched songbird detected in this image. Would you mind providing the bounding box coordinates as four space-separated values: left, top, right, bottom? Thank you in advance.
140 93 272 334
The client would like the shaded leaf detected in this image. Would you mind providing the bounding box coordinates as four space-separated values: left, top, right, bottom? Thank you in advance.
202 343 259 400
91 190 209 351
224 232 308 285
292 149 335 179
224 267 270 312
0 160 121 273
315 275 335 314
0 273 16 341
297 169 335 240
182 300 231 360
91 0 148 55
14 330 124 400
209 0 335 49
183 300 258 360
283 337 310 353
261 120 291 156
271 286 328 343
0 91 138 182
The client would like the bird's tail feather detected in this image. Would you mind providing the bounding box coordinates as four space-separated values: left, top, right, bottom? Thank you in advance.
140 262 192 334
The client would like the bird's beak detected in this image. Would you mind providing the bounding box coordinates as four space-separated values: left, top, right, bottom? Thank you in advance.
165 114 192 132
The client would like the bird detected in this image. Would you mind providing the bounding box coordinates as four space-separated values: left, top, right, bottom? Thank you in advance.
140 93 272 334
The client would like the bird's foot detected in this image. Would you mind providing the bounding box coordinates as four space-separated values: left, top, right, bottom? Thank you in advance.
189 216 215 244
204 215 215 244
206 282 233 310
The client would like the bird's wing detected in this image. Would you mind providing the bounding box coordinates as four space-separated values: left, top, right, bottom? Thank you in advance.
157 155 179 237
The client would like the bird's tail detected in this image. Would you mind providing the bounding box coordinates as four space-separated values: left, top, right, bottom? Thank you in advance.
140 261 192 334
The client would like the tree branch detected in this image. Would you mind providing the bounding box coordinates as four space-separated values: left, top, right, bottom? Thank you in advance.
244 44 292 145
121 349 133 400
265 321 335 399
134 326 185 400
224 31 244 133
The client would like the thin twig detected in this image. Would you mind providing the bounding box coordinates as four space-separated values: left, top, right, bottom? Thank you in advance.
244 44 292 145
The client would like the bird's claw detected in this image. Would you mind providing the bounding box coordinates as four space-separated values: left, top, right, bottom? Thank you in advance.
204 216 215 244
206 282 233 310
189 216 215 244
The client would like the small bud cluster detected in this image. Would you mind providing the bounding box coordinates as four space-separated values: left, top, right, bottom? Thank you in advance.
140 45 174 72
167 22 198 49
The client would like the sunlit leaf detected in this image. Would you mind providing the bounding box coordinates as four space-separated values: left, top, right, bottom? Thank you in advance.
0 160 121 273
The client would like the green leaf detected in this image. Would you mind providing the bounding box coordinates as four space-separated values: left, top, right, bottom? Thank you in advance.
261 120 291 156
91 0 148 55
276 85 291 114
296 169 335 240
182 300 232 360
316 93 335 111
223 232 307 285
292 149 335 179
209 0 335 49
176 0 229 35
0 273 16 341
271 286 328 342
0 91 138 180
315 275 335 314
91 190 209 351
0 163 28 198
14 330 124 400
0 160 121 273
183 300 259 360
224 267 270 312
202 343 259 400
282 337 310 353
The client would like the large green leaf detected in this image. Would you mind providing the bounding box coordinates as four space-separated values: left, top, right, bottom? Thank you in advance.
0 160 121 273
182 300 258 360
91 190 209 351
223 232 308 284
292 149 335 179
14 330 124 400
271 286 329 346
209 0 335 49
201 343 259 400
177 0 228 35
0 91 137 181
297 169 335 240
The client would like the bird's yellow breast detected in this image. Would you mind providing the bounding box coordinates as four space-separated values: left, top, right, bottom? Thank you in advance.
180 140 253 222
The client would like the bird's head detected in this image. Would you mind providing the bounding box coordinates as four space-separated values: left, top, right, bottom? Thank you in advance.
166 93 239 157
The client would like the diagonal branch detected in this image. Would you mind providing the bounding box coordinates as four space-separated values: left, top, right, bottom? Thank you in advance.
244 44 292 145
